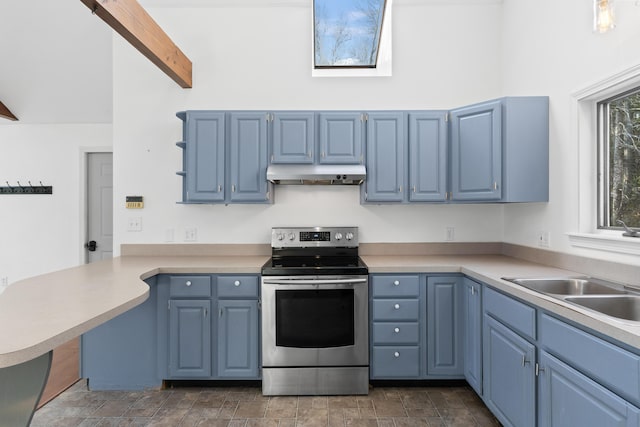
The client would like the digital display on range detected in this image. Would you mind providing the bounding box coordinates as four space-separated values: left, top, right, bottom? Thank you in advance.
299 231 331 242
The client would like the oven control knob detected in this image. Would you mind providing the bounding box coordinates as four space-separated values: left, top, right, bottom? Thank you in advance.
276 233 284 241
335 232 343 241
345 232 354 240
288 232 295 241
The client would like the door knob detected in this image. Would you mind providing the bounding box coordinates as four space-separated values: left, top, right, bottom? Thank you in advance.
85 240 97 252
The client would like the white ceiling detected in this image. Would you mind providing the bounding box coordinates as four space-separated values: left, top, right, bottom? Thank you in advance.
0 0 112 124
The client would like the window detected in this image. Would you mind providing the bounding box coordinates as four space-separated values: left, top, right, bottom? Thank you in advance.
598 88 640 229
313 0 387 69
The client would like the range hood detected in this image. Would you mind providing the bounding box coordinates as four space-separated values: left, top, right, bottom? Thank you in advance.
266 164 366 185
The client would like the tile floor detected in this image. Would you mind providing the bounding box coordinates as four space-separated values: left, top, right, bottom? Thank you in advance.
32 380 500 427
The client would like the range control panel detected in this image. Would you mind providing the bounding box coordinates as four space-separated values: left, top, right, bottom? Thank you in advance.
271 227 359 248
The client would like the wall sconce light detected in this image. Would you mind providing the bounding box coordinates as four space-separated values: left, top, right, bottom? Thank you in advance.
594 0 616 33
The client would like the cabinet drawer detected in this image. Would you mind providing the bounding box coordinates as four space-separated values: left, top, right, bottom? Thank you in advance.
372 299 419 321
169 276 211 298
484 286 536 340
540 313 640 406
371 275 420 297
218 276 259 298
372 346 420 378
373 322 419 344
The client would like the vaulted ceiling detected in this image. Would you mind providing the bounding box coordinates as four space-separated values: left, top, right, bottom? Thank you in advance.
0 0 113 124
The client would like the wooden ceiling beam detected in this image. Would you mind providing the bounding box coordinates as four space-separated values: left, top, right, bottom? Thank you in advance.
80 0 192 88
0 101 18 121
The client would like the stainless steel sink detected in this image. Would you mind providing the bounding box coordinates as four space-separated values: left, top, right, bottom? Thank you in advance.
565 296 640 322
502 277 627 296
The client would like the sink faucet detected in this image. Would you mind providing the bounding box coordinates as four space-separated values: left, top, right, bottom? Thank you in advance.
617 220 640 237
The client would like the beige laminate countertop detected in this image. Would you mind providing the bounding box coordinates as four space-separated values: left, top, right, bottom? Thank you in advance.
2 253 640 369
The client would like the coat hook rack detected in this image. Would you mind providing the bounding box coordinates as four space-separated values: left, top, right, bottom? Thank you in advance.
0 181 53 194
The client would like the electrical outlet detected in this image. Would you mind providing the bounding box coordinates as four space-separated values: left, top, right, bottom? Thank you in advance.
537 231 550 248
165 228 175 242
0 277 8 293
127 217 142 232
184 227 197 242
446 227 455 241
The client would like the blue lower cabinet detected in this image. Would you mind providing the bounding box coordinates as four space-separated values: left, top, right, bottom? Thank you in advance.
483 314 535 427
462 278 482 395
372 346 420 378
217 299 260 378
538 350 640 427
169 299 212 378
426 276 463 376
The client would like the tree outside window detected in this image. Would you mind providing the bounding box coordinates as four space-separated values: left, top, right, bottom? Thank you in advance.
314 0 386 68
600 91 640 229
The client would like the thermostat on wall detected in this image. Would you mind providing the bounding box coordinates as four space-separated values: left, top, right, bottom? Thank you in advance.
126 196 144 209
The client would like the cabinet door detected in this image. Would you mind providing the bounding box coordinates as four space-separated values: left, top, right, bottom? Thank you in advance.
483 315 535 427
185 111 225 202
271 112 314 164
364 112 405 202
408 112 447 202
426 276 463 376
217 300 259 378
538 351 640 427
462 278 482 395
229 112 270 202
169 299 211 378
318 112 363 164
450 101 502 201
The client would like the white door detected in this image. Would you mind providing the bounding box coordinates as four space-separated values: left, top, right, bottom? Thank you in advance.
86 153 113 262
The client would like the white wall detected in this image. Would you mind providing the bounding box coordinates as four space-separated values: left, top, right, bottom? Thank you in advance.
0 124 112 283
112 1 506 252
501 0 640 265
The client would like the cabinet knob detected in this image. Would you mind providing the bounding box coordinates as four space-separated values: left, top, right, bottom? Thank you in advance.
185 281 192 286
234 280 241 287
394 327 400 333
394 352 400 358
394 303 400 309
393 280 400 286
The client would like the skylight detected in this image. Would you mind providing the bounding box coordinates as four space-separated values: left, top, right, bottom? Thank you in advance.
313 0 387 69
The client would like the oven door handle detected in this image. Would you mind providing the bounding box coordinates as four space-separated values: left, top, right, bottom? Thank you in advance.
262 278 368 285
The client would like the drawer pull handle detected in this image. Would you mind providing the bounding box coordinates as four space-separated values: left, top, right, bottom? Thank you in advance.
394 304 400 309
394 352 400 358
522 355 530 367
185 281 192 286
394 328 400 333
234 280 241 286
393 280 400 286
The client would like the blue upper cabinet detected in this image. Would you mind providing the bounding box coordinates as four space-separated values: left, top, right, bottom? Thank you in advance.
364 112 406 202
271 112 315 164
450 101 502 201
318 112 364 164
181 111 226 203
229 112 271 203
176 111 272 204
408 112 448 202
450 97 549 203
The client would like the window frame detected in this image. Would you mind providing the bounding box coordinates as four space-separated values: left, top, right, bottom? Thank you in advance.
311 0 393 78
569 63 640 256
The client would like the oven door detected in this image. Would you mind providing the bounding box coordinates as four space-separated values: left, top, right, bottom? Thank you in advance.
261 276 368 367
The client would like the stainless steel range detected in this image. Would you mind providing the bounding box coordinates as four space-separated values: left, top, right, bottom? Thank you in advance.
261 226 369 396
